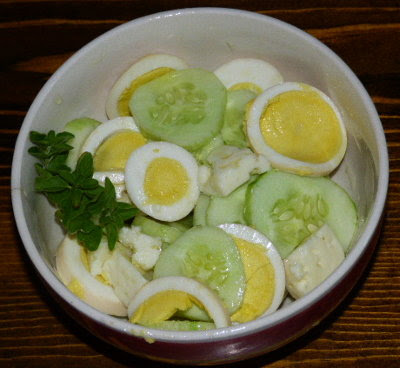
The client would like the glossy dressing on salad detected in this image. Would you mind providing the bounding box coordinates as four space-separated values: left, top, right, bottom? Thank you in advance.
31 54 358 332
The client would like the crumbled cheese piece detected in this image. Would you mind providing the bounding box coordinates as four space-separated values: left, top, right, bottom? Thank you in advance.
86 238 112 278
200 145 270 196
198 165 212 187
119 226 162 271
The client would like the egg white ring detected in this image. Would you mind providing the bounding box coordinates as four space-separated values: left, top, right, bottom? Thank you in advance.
214 58 283 92
93 170 125 185
80 116 141 158
113 184 127 200
125 141 200 222
246 82 347 176
127 276 231 328
218 223 286 317
106 54 189 119
56 236 127 316
93 171 126 199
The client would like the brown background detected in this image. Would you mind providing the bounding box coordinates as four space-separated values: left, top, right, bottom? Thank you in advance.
1 1 399 367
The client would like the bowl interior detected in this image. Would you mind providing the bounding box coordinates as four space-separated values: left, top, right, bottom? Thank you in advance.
12 8 388 343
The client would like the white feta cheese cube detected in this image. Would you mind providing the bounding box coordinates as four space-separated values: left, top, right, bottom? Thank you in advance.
284 225 345 299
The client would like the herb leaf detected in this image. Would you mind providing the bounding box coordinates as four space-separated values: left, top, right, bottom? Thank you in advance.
29 130 137 251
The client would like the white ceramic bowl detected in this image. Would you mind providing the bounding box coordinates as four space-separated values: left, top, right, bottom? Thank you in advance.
11 8 388 365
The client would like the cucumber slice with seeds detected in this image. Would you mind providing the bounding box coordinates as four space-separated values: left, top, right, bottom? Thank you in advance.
153 226 245 314
129 68 227 151
244 170 358 258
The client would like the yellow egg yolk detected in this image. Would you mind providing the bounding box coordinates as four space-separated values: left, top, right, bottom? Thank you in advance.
118 67 174 116
231 237 275 323
130 290 204 325
259 89 342 164
67 278 85 299
229 82 263 95
144 157 189 205
93 130 147 171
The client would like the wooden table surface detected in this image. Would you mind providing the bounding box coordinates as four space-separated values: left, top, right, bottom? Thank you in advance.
1 1 399 367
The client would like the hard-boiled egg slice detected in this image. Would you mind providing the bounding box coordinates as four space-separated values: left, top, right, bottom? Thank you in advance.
214 58 283 95
218 224 285 323
106 54 189 119
246 82 347 176
125 142 200 222
80 116 147 175
127 276 230 328
284 224 345 299
56 235 127 316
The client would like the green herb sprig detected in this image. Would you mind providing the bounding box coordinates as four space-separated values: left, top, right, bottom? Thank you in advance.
28 130 138 251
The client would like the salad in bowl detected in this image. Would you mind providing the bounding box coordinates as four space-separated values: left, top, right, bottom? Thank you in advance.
28 53 357 330
12 8 388 364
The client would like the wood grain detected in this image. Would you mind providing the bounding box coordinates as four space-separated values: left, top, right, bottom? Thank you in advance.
1 1 399 367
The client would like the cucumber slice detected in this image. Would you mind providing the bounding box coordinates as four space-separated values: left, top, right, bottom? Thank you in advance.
221 89 256 148
244 170 358 258
168 213 193 231
142 320 215 331
206 182 248 226
193 194 210 226
132 215 183 244
193 134 224 164
63 117 101 169
177 214 193 228
169 221 190 232
175 304 211 322
153 226 245 314
129 68 227 151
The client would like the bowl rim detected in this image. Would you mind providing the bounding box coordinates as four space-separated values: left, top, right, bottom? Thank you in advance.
11 7 389 343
